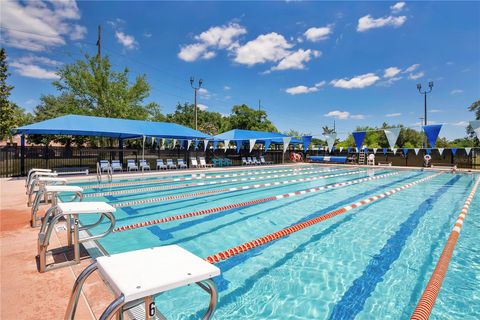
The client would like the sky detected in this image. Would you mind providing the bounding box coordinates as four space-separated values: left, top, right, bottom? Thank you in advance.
1 0 479 140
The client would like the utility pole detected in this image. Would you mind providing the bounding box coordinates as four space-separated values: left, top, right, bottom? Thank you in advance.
96 25 102 61
333 120 336 133
258 99 261 111
417 81 433 147
190 77 203 130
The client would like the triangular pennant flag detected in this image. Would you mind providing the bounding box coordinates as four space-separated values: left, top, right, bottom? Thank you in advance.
414 148 420 155
213 140 219 151
282 137 291 153
302 136 312 153
382 148 388 155
323 133 337 152
347 147 352 153
187 140 192 150
403 148 409 156
339 147 344 153
223 140 230 152
236 141 242 153
438 148 444 156
264 139 271 152
355 147 359 153
465 148 471 156
203 139 209 152
318 145 322 151
422 124 442 148
426 148 431 155
331 146 336 153
373 148 378 154
475 127 480 142
384 128 401 149
178 139 184 149
364 147 369 153
392 148 397 154
451 148 458 156
172 139 177 148
249 139 256 153
194 140 200 150
352 131 367 150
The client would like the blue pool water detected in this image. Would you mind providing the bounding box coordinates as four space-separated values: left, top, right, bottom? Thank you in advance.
66 165 480 319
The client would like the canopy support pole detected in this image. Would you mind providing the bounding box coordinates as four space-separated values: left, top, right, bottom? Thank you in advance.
142 136 145 161
119 138 124 165
21 134 26 176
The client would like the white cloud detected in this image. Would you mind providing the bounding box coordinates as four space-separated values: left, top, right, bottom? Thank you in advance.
25 99 37 105
285 81 326 95
357 14 407 32
384 67 401 78
451 121 468 127
270 49 321 71
304 26 332 42
198 88 212 99
16 56 62 67
324 110 366 120
115 31 138 50
1 0 87 51
178 23 246 62
386 113 402 117
10 60 59 79
223 86 231 91
404 64 420 73
429 109 442 113
197 104 208 111
450 89 464 95
143 32 152 38
390 2 406 12
330 73 380 89
408 71 424 80
234 32 293 66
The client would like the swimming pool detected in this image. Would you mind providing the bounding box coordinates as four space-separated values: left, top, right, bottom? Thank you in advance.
67 165 480 319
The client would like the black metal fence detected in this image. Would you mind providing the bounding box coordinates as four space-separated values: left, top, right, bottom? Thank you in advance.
1 145 478 177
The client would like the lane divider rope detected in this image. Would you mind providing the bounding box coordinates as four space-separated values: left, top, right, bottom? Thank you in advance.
86 167 347 198
113 171 401 232
83 165 318 189
411 176 480 320
203 172 443 264
112 169 365 208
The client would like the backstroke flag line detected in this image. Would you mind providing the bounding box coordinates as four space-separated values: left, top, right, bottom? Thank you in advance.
282 137 291 153
352 131 366 150
384 128 401 149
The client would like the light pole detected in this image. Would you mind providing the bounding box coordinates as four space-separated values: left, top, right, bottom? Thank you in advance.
416 81 433 126
190 76 203 130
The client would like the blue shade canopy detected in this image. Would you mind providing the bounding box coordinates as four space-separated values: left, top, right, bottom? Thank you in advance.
14 115 211 139
213 129 289 141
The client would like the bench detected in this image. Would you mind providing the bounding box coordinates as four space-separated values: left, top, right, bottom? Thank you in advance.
377 162 392 166
309 156 347 164
53 167 89 175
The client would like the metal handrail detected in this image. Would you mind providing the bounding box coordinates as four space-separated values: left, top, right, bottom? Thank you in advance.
31 189 83 227
96 162 102 182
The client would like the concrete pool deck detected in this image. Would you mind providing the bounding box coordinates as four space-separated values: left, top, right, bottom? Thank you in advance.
1 163 478 319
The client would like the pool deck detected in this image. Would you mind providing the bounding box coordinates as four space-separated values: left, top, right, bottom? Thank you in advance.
1 163 478 319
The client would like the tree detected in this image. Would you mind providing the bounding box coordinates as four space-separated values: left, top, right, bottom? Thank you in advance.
0 48 33 142
165 103 228 135
226 104 277 132
466 99 480 146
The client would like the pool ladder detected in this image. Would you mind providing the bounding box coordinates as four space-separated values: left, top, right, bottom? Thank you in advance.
96 163 113 183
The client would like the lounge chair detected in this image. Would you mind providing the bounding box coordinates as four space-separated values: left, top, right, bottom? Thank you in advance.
156 159 167 170
139 160 151 171
252 157 261 165
260 156 273 165
223 158 232 166
367 154 375 166
241 157 249 166
127 160 138 171
111 160 123 172
99 160 110 172
199 156 213 168
190 157 199 168
177 158 188 169
212 158 221 167
247 157 255 165
166 159 177 169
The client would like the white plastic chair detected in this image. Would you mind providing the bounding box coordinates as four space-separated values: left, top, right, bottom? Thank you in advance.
367 154 375 166
156 159 167 170
99 160 110 172
139 160 150 171
199 157 213 168
111 160 123 172
127 160 138 171
177 159 188 169
166 159 177 169
190 157 199 168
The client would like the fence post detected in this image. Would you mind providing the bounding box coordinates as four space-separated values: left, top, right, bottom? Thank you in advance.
20 135 25 176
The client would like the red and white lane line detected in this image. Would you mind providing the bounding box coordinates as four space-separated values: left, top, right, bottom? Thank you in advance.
113 171 401 232
203 172 443 264
112 169 365 208
83 165 318 189
411 177 480 320
86 167 349 198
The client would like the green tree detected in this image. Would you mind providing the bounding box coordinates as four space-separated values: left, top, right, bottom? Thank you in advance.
0 48 33 142
226 104 277 132
466 99 480 146
165 103 228 135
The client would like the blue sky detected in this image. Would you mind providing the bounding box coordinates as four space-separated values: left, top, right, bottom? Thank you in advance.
1 1 479 139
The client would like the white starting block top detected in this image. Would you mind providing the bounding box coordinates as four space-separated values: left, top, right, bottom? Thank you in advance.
37 177 67 183
43 185 83 193
57 202 115 214
97 245 221 303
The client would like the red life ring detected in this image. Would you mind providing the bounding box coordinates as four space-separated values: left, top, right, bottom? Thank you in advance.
295 153 302 161
290 153 297 161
